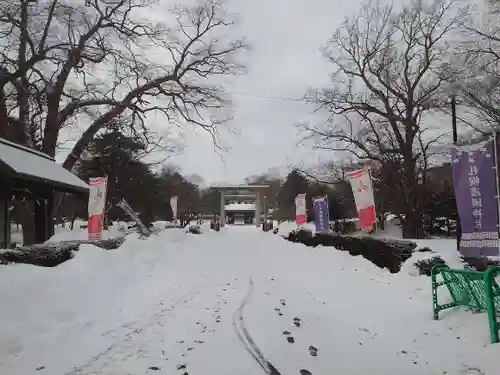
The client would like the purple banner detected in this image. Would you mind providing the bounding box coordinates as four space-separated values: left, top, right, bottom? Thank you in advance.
313 196 330 233
451 138 499 256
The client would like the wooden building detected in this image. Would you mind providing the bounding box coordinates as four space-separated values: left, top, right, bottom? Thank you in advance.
0 137 89 247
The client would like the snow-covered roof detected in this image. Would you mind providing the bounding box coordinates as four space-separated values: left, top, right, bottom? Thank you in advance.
0 138 89 193
224 203 255 211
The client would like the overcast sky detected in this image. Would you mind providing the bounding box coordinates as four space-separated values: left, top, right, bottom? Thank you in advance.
52 0 480 186
168 0 365 185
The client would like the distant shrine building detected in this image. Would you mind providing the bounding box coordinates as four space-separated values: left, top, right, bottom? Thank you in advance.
213 185 269 227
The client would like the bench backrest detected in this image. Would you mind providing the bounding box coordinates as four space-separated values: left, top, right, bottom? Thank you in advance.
439 267 500 312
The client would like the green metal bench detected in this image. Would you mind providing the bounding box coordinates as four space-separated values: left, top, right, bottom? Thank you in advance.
431 264 500 344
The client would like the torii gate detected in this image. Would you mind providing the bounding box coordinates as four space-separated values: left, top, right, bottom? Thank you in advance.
212 184 269 227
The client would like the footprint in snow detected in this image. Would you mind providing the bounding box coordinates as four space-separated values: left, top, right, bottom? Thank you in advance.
280 299 286 306
274 308 283 316
308 346 318 357
293 317 301 327
283 330 295 343
300 370 312 375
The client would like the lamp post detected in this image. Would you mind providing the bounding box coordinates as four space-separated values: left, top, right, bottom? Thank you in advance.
447 78 463 253
450 94 461 252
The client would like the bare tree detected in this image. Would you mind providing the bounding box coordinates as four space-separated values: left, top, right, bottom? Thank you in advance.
300 0 467 238
457 0 500 132
0 0 247 244
0 0 248 168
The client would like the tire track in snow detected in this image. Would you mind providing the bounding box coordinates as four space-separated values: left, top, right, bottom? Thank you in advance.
233 278 283 375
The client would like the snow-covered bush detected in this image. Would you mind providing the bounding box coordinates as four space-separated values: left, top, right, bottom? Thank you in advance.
0 236 126 267
81 237 125 250
462 257 500 271
413 256 447 276
0 243 79 267
187 225 201 234
286 228 416 273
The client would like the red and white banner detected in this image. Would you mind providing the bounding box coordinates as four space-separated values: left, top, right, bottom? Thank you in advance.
347 168 376 232
88 177 107 241
295 193 307 225
170 196 178 225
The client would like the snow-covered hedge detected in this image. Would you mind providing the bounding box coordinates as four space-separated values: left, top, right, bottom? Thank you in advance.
80 237 125 250
413 256 447 276
286 228 416 273
0 236 126 267
0 242 79 267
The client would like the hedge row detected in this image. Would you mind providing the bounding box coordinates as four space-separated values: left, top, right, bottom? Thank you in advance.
79 237 126 250
0 236 126 267
286 229 417 273
0 242 79 267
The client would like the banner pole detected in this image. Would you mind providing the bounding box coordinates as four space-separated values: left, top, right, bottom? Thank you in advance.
368 168 377 233
102 176 108 230
451 95 461 253
493 132 500 253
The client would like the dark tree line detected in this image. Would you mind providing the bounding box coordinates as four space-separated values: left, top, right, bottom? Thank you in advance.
57 127 201 228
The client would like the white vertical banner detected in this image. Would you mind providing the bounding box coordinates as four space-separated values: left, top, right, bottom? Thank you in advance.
170 196 178 225
346 168 376 232
88 177 108 241
295 193 307 225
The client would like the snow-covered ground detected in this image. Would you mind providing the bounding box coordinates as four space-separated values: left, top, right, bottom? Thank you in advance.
10 220 171 245
0 225 498 374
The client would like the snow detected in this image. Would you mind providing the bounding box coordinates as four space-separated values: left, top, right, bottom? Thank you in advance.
9 220 133 245
0 225 498 374
0 138 88 191
225 203 256 211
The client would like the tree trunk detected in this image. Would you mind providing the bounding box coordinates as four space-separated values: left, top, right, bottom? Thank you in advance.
71 213 76 230
402 208 424 239
62 106 125 171
400 151 424 239
377 211 385 231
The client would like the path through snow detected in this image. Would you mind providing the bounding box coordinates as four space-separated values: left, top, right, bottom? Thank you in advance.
0 226 498 374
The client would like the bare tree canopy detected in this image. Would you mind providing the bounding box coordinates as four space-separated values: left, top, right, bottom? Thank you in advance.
300 0 468 238
0 0 248 170
457 0 500 132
